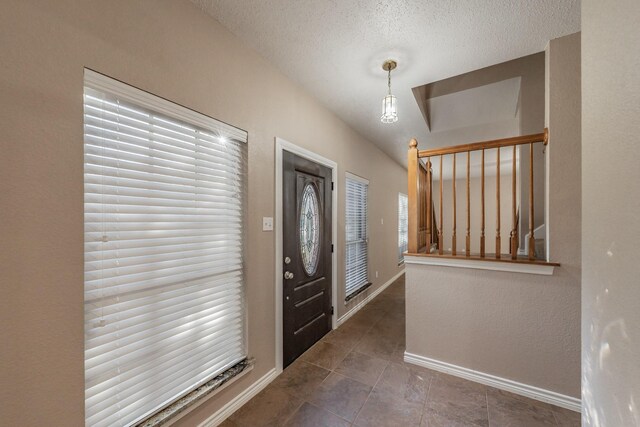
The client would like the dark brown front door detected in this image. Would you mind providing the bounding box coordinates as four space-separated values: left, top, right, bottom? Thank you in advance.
283 151 333 368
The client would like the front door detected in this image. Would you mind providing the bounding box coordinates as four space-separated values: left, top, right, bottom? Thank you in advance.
282 151 333 368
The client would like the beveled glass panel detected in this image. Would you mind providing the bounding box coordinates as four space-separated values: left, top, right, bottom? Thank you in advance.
299 183 320 276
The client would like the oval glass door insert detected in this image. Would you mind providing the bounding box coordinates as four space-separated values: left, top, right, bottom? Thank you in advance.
299 183 320 276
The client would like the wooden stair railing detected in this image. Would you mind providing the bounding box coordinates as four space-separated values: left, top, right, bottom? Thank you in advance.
415 160 438 253
407 129 548 261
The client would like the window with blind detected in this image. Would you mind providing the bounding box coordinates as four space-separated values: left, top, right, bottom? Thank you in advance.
83 69 247 427
345 173 369 300
398 193 408 262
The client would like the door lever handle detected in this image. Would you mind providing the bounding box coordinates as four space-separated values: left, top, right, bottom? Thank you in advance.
284 271 294 280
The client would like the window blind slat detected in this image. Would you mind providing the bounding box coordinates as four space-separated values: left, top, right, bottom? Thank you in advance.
84 158 243 186
83 138 243 173
398 193 409 261
84 229 241 243
84 236 242 253
85 263 242 299
85 241 242 263
86 294 240 352
83 116 244 160
345 176 369 298
87 340 244 416
85 271 242 315
86 336 244 399
86 316 244 381
84 71 247 427
88 352 244 427
85 294 243 354
84 164 242 188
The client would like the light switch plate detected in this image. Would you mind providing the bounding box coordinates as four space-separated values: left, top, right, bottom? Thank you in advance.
262 217 273 231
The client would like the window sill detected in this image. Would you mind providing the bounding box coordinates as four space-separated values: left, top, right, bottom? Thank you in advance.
345 282 373 303
403 254 558 276
137 359 253 427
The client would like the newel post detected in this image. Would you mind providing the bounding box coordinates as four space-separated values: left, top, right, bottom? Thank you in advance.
408 138 419 254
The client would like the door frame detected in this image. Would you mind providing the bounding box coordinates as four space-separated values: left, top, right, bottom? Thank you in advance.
275 137 338 373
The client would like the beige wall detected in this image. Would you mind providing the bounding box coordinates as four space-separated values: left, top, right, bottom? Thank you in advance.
545 32 582 275
405 32 581 399
0 1 406 425
582 1 640 425
425 119 520 147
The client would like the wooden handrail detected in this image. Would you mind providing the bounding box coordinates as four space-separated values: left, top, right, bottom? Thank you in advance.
510 145 518 259
438 155 444 255
495 148 501 259
426 159 432 248
466 152 470 257
480 149 485 258
528 142 535 260
407 129 549 264
417 129 548 158
452 153 457 256
407 138 419 253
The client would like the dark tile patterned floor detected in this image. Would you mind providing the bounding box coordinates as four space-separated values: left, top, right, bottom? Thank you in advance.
222 275 580 427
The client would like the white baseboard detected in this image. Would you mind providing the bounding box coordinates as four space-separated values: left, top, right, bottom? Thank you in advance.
404 351 581 412
198 368 278 427
337 269 405 327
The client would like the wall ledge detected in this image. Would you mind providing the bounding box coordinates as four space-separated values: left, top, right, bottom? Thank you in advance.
404 254 557 276
404 351 581 412
197 368 278 427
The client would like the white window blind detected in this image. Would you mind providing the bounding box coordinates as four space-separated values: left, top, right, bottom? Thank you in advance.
83 70 247 427
398 193 408 262
345 174 369 299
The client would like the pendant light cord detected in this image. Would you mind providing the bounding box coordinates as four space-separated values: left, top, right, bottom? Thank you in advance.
388 67 392 95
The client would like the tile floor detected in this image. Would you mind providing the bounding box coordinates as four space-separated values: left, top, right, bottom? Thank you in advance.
222 274 580 426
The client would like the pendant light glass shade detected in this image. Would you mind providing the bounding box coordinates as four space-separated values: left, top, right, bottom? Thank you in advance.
381 60 398 123
381 94 398 123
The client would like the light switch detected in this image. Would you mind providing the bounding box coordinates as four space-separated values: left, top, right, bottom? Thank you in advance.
262 217 273 231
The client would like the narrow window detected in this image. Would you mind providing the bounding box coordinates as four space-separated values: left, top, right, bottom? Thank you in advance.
83 70 247 426
398 193 408 263
345 173 369 300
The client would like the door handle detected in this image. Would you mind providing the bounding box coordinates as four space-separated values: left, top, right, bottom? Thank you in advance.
284 271 294 280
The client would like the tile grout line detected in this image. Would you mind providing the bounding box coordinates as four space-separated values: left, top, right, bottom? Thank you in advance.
349 357 391 426
236 279 405 426
320 354 365 425
301 360 378 425
280 398 306 427
228 281 406 425
350 283 404 425
305 400 353 425
298 343 349 372
299 338 382 425
418 373 435 426
486 389 491 427
293 360 353 425
550 407 561 426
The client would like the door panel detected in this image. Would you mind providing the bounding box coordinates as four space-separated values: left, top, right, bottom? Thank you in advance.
283 151 332 368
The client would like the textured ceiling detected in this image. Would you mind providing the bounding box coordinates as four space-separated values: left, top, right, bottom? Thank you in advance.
193 0 580 166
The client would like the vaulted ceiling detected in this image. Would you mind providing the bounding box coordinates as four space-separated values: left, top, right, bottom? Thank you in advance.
194 0 580 166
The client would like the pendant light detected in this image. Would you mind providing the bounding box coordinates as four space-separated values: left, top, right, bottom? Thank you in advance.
381 60 398 123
